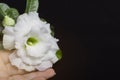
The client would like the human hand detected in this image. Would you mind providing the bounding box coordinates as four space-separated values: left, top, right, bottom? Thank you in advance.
0 50 56 80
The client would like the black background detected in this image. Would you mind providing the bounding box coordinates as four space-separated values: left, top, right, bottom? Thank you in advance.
1 0 120 80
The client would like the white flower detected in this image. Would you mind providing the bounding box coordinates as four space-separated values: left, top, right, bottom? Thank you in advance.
2 12 59 71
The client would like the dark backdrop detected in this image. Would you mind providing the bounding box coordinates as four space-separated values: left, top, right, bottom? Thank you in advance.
1 0 120 80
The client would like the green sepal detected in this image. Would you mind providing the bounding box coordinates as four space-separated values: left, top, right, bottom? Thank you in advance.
25 0 39 13
56 49 62 60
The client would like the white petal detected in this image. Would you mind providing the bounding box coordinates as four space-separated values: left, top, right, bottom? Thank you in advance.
9 52 35 71
35 61 52 71
19 63 35 72
51 55 59 63
15 35 28 49
43 23 51 33
3 35 15 50
17 48 26 57
9 52 21 68
22 56 42 65
26 42 50 58
41 50 59 63
14 21 32 36
39 23 51 33
2 27 14 35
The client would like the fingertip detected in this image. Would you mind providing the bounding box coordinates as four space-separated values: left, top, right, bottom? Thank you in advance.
47 68 56 75
33 77 45 80
44 68 56 79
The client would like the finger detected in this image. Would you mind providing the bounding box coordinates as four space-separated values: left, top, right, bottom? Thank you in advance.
32 77 45 80
9 75 27 80
0 50 14 64
0 77 8 80
6 63 27 76
24 68 56 80
41 68 56 79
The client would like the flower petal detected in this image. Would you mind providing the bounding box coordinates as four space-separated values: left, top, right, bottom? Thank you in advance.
9 51 35 72
26 42 50 58
35 61 52 71
3 35 15 50
9 52 21 68
19 62 35 72
2 27 14 35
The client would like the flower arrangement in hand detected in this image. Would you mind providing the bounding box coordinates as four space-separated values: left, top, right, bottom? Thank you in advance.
0 0 62 72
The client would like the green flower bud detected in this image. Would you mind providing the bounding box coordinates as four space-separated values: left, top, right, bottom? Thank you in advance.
2 16 15 26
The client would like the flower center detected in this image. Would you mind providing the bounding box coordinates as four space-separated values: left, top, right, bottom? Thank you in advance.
27 37 38 46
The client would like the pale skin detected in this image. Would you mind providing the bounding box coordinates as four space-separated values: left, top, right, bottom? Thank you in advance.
0 50 56 80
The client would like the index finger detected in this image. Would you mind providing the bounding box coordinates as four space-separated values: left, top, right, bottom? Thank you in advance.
23 68 56 80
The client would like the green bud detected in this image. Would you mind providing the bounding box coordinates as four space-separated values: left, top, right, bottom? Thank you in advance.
2 16 15 26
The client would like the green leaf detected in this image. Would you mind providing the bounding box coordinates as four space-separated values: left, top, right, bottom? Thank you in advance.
5 8 19 20
25 0 39 13
0 3 10 19
56 50 62 60
0 3 19 25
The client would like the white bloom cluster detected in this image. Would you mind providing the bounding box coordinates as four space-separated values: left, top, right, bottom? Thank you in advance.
2 12 59 71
